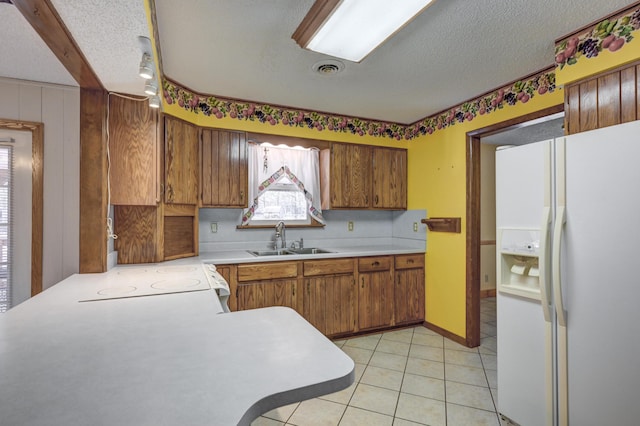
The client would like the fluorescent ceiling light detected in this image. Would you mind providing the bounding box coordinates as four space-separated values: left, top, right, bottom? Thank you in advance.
293 0 434 63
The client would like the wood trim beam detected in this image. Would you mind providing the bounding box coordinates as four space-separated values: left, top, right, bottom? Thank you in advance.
0 119 44 296
465 135 481 348
79 88 108 273
291 0 341 48
12 0 103 89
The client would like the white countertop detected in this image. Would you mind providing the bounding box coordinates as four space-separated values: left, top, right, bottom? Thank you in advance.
199 243 425 265
0 265 355 425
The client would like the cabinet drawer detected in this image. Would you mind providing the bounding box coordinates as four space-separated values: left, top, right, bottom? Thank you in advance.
395 254 425 270
237 262 298 282
358 256 392 272
304 259 354 276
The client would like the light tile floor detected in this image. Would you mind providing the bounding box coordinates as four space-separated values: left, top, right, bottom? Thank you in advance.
252 297 498 426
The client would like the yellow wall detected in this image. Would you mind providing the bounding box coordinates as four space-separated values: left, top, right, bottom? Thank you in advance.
407 89 564 337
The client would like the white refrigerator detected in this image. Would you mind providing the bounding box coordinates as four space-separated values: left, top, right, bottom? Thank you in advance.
495 120 640 426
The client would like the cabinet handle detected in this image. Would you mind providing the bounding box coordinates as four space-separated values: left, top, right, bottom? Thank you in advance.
292 286 295 297
361 277 364 288
372 261 380 267
375 195 379 205
408 259 414 264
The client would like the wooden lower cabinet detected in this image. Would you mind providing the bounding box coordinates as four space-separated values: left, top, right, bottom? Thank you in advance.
303 259 357 337
357 256 394 331
394 254 425 325
236 279 299 312
228 254 424 337
235 262 302 314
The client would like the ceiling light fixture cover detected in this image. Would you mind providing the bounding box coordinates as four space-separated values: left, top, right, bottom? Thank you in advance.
149 95 161 109
293 0 434 62
144 79 158 95
139 53 154 79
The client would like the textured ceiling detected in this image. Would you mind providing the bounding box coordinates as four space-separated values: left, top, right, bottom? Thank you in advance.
0 3 75 86
154 0 637 123
1 0 638 124
482 114 565 146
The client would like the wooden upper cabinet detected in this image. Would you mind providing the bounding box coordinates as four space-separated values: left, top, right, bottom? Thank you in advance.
200 129 248 208
164 116 199 204
372 147 407 209
321 143 372 209
108 95 160 205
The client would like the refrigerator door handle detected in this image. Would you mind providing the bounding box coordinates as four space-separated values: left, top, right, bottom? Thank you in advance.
553 204 569 426
539 206 552 323
553 206 568 327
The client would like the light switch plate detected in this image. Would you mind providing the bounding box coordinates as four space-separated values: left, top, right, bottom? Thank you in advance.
210 222 218 233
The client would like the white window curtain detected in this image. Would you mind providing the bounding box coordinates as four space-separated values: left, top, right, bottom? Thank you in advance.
242 143 325 225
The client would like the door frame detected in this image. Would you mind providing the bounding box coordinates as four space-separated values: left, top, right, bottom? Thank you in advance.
464 103 564 347
0 119 44 297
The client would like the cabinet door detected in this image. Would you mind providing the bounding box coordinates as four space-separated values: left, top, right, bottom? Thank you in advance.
236 279 299 312
304 274 356 337
330 143 372 208
201 129 248 207
164 116 199 204
373 147 407 209
108 95 160 205
395 268 425 325
358 270 394 330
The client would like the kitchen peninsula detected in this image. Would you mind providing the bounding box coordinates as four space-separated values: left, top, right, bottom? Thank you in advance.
0 262 355 426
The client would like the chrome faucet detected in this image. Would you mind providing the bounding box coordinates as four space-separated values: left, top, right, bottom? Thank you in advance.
275 221 286 249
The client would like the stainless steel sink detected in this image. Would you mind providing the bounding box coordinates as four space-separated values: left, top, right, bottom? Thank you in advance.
289 248 333 255
247 247 333 256
247 249 294 256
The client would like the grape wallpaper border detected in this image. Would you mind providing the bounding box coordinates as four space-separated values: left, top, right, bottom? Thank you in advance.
555 5 639 70
162 68 557 141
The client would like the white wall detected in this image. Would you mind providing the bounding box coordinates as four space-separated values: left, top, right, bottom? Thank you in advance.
480 143 497 292
0 77 80 290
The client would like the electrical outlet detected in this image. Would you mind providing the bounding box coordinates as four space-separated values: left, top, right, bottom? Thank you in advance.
348 221 354 231
210 222 218 233
413 222 418 232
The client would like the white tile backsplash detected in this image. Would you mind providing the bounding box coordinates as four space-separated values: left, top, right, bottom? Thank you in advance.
198 208 426 252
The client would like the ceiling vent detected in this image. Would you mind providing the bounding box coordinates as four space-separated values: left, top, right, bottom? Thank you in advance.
312 60 344 75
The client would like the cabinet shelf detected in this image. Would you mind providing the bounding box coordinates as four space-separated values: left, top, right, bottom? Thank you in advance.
421 217 461 233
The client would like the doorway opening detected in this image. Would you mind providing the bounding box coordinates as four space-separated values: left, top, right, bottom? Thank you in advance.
0 119 44 311
464 104 564 347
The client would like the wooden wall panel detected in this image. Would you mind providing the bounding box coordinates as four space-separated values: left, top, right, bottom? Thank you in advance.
597 73 621 128
620 66 637 123
637 64 640 120
565 62 640 135
579 79 598 132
